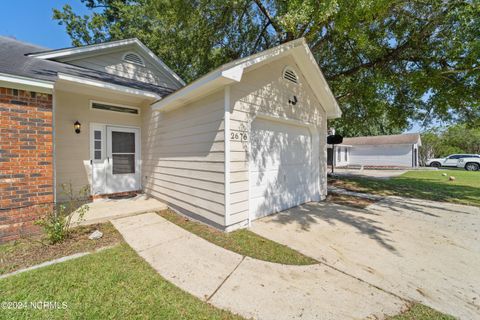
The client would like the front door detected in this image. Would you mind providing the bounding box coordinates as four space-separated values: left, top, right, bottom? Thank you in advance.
91 125 141 195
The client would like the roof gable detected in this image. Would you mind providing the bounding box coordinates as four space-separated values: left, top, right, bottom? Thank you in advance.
27 38 185 88
0 36 175 98
151 38 342 119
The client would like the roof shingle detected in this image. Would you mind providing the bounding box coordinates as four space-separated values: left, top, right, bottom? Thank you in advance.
342 133 421 146
0 36 176 97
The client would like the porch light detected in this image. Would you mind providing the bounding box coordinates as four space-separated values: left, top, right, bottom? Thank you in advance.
74 121 81 134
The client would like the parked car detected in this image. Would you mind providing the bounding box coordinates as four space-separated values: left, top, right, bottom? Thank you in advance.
426 154 480 168
457 157 480 171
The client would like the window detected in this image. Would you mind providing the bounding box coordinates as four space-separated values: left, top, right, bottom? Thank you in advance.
337 148 341 162
122 52 145 66
344 148 348 162
93 130 102 160
283 67 299 84
91 101 139 115
111 131 136 174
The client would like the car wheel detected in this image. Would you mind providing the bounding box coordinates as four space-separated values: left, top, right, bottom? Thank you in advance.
430 162 441 168
465 162 479 171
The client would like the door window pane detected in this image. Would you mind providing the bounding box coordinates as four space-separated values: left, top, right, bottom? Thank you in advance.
94 151 102 160
112 131 135 153
112 154 135 174
94 130 102 140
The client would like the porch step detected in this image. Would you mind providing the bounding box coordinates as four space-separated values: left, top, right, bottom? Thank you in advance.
70 195 167 226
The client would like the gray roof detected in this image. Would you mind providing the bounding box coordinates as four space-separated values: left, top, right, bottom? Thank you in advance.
0 36 176 96
342 133 421 146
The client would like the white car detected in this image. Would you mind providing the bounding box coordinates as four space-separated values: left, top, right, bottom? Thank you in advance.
426 154 480 168
457 157 480 171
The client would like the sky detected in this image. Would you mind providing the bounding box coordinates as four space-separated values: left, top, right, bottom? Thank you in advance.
0 0 91 49
0 1 430 134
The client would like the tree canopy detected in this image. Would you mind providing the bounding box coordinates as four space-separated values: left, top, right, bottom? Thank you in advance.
419 124 480 164
53 0 479 136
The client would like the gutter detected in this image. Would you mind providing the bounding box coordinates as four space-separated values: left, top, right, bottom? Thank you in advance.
56 73 160 100
0 73 54 93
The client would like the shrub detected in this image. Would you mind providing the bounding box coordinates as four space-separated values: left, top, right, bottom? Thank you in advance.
35 184 90 244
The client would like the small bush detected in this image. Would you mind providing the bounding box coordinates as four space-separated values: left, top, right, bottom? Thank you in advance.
35 184 90 244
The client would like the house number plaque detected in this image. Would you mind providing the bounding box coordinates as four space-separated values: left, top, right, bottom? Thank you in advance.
230 132 248 141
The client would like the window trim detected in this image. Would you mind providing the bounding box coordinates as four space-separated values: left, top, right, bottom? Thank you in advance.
122 51 145 67
90 100 141 116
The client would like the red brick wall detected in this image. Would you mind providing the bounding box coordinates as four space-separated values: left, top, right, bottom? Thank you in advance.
0 87 53 243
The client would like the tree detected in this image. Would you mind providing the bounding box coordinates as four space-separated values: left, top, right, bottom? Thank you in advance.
420 124 480 164
53 0 480 136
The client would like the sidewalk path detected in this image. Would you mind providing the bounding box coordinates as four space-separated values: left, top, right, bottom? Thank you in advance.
112 212 406 320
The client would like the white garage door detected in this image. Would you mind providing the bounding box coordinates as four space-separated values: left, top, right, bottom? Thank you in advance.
249 118 314 220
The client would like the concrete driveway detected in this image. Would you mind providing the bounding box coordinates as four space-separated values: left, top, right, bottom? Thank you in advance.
251 197 480 319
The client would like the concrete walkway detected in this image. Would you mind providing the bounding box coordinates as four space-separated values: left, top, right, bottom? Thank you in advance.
71 194 166 226
112 212 407 320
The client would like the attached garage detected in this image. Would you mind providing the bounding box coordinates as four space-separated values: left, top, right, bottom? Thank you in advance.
249 117 316 219
147 38 341 231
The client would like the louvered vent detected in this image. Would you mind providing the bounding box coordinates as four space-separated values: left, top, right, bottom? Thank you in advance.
283 67 298 84
123 52 145 66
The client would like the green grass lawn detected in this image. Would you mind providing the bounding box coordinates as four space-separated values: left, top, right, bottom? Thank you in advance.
0 244 242 320
387 303 454 320
0 242 452 320
330 170 480 207
158 209 318 265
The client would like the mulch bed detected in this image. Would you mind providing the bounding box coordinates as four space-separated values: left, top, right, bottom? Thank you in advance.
0 223 123 275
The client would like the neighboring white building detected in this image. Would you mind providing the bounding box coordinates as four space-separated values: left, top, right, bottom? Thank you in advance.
327 144 351 167
330 133 421 168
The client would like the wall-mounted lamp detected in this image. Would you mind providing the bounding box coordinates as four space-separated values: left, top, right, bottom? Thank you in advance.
74 121 81 134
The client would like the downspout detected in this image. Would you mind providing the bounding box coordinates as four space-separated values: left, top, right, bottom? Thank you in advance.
224 86 231 228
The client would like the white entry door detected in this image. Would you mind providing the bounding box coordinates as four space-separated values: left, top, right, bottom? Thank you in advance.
90 124 141 195
249 118 314 220
106 126 141 194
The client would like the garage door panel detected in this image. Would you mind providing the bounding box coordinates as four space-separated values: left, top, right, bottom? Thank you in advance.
249 118 314 219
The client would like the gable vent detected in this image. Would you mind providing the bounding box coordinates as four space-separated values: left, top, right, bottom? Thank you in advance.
123 52 145 66
283 67 299 84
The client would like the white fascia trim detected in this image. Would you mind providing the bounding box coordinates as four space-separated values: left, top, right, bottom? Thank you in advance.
27 39 139 59
151 67 243 111
292 44 342 119
224 86 231 227
0 73 54 93
133 39 186 86
56 73 160 99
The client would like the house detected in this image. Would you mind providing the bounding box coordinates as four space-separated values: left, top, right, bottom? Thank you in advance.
327 144 351 167
0 36 341 242
328 133 421 168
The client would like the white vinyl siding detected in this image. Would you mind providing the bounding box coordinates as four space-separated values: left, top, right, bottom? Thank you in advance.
142 90 226 227
227 55 327 229
62 48 181 89
349 144 414 167
55 90 144 201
